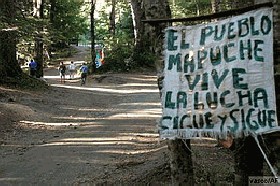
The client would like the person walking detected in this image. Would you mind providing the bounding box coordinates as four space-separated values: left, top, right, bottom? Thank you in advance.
29 59 37 77
58 62 66 83
79 63 88 85
69 61 76 80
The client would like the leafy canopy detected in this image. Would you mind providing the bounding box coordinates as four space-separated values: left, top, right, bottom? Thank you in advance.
50 0 89 42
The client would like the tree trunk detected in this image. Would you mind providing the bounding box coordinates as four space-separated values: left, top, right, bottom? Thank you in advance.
90 0 96 73
130 0 144 47
233 0 255 8
50 0 56 23
109 0 116 35
142 0 194 184
168 139 194 185
0 30 22 81
233 136 264 185
230 1 264 185
0 0 22 82
34 37 44 78
194 0 200 16
142 0 171 72
34 0 44 78
211 0 221 13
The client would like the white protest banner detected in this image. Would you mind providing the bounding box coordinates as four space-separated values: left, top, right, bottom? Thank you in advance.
160 7 280 139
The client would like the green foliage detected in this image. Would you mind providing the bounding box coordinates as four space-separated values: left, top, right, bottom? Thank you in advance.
114 3 134 38
95 1 134 47
130 47 157 69
97 40 157 73
169 0 212 18
169 0 234 19
94 7 110 43
97 42 132 73
0 0 89 64
0 73 48 90
2 0 238 77
49 0 89 45
49 45 78 60
93 1 139 73
16 18 50 61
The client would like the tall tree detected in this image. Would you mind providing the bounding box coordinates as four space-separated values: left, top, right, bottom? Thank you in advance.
109 0 116 35
142 0 194 184
130 0 172 68
34 0 44 78
142 0 171 72
211 0 221 13
90 0 96 71
49 0 88 47
130 0 144 48
0 0 22 82
50 0 56 23
228 1 263 185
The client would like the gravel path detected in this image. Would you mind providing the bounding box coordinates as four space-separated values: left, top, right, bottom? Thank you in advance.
0 47 170 185
0 46 234 185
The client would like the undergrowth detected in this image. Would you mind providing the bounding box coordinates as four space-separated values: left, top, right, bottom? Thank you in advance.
0 73 48 91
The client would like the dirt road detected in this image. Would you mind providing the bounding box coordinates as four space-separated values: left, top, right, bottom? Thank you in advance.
0 47 171 185
0 46 234 185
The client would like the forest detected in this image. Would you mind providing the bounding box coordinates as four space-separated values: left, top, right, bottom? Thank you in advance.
0 0 246 85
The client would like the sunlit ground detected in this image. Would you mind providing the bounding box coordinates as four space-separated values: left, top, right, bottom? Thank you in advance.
15 73 217 150
50 84 159 94
16 73 217 149
13 74 164 151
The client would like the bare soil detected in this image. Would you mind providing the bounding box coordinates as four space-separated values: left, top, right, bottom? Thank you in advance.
0 46 234 185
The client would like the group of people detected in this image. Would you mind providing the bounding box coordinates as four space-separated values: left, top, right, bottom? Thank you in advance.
58 61 88 84
28 59 89 84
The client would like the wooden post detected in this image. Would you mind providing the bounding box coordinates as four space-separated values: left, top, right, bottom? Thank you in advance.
233 136 264 185
168 139 194 185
